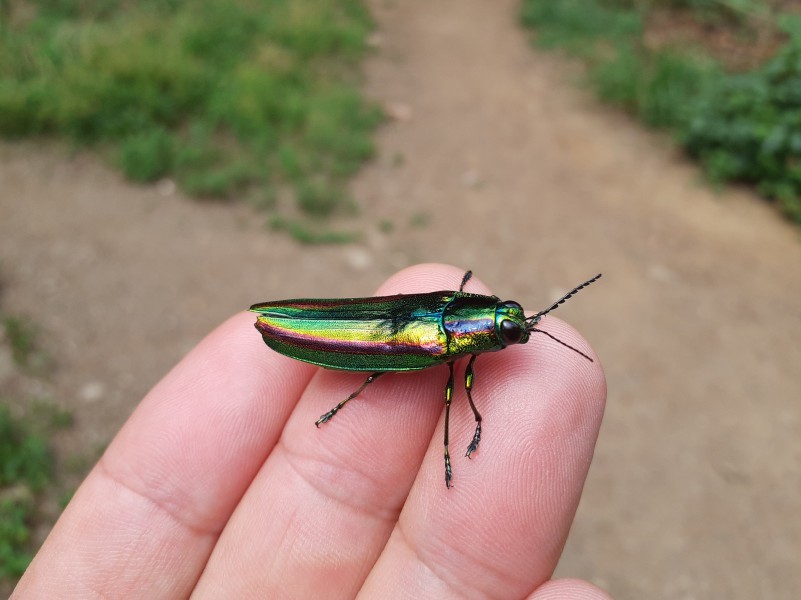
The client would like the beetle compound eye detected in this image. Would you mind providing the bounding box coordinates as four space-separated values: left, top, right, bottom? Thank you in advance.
500 300 523 310
500 319 524 344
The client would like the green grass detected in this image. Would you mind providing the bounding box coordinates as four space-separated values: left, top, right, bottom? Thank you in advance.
682 39 801 221
521 0 642 56
408 211 430 228
2 316 37 369
269 216 361 244
0 403 53 580
0 0 382 240
521 0 724 130
2 314 51 374
521 0 801 221
0 312 74 586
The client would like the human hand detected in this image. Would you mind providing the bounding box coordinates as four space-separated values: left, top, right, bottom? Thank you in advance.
14 264 609 599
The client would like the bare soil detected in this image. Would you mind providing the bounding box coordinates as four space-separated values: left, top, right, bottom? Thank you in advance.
1 1 800 598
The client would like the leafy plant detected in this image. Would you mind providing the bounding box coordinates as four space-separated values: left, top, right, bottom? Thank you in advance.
521 0 801 221
682 41 801 220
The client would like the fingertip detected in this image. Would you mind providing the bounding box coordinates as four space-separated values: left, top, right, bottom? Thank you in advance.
535 316 607 415
375 263 493 296
529 578 614 600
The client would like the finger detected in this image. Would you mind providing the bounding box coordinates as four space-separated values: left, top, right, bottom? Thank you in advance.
528 578 613 600
192 264 480 598
14 313 315 598
360 313 606 598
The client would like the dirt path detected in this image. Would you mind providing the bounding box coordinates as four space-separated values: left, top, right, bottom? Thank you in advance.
2 1 800 597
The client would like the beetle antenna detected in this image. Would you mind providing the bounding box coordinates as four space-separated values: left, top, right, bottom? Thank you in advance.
527 273 602 322
529 328 594 362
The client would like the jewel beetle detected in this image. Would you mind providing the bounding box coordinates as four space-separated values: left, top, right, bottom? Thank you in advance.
250 271 601 488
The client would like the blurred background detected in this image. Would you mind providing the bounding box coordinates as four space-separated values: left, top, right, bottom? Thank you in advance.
1 0 800 597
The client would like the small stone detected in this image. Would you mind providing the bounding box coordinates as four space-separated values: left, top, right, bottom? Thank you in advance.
648 264 674 283
345 247 372 270
79 381 105 402
461 169 482 188
384 102 412 121
157 178 176 196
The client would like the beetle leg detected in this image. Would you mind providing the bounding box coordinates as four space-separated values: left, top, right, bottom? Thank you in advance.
444 361 455 488
459 270 473 292
315 372 384 427
464 354 482 458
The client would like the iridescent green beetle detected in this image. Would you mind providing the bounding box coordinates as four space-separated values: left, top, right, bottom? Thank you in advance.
250 271 601 487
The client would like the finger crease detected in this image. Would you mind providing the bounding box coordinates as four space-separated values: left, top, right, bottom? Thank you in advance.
392 522 466 598
276 435 401 524
97 455 221 540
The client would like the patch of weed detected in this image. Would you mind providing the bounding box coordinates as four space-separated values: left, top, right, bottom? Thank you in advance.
521 0 801 222
269 216 360 244
409 212 430 228
119 127 175 182
0 0 380 238
591 43 722 128
2 316 36 369
0 304 75 588
0 404 53 579
0 494 36 579
521 0 642 57
0 406 51 491
682 41 801 220
1 314 50 374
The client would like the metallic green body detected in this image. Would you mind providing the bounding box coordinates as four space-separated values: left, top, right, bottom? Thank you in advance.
250 291 530 372
249 270 600 488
